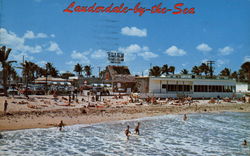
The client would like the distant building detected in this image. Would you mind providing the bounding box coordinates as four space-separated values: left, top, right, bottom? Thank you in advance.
68 76 102 87
34 76 72 86
103 65 136 92
236 82 250 93
136 74 236 98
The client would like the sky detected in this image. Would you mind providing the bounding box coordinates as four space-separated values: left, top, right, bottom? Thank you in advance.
0 0 250 76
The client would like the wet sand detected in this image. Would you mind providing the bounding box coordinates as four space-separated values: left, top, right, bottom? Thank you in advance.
0 95 249 131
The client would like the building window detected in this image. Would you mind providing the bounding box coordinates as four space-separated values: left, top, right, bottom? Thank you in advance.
194 85 234 92
166 85 191 92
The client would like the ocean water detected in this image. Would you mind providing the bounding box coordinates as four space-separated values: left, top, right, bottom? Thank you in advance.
0 112 250 156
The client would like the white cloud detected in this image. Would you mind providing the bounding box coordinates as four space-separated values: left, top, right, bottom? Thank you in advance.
165 46 187 56
66 61 78 66
121 27 147 37
201 59 208 63
0 28 43 53
118 44 158 61
36 60 47 66
196 43 212 52
138 52 158 60
119 44 142 54
50 34 55 38
47 41 63 55
70 50 90 64
23 30 48 39
37 33 47 38
91 49 106 59
244 56 250 62
9 52 34 62
216 59 229 67
218 46 234 55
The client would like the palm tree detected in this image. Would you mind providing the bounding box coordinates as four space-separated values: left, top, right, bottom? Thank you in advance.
61 72 75 79
199 63 210 76
168 66 175 74
46 62 58 77
0 46 14 96
5 61 17 86
99 69 106 79
241 62 250 82
37 67 46 77
161 64 169 76
181 69 189 75
220 68 231 76
84 65 92 77
191 66 201 75
74 63 83 76
149 66 161 76
238 69 246 81
20 61 37 90
231 71 238 80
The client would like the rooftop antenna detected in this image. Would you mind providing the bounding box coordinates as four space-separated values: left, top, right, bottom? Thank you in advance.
206 60 215 77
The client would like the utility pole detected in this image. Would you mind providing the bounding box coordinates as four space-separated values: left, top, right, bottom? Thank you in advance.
206 60 215 77
45 63 48 94
97 66 101 78
22 55 25 85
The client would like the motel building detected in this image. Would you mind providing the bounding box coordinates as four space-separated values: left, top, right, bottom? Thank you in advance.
136 74 236 98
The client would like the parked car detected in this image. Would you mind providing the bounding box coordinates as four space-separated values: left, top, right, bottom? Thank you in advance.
7 88 19 95
19 87 33 95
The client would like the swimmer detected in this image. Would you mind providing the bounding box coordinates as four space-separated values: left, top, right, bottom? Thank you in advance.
183 114 187 121
242 140 247 146
134 122 140 135
58 120 65 131
125 125 131 140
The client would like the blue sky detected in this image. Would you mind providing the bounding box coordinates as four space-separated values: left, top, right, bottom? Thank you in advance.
0 0 250 76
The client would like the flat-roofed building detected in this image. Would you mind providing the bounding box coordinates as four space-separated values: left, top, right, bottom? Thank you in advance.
136 75 236 98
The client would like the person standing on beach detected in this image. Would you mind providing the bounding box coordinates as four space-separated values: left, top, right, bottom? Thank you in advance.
183 114 188 121
68 95 71 105
3 100 8 114
58 120 65 131
134 122 140 135
125 125 131 140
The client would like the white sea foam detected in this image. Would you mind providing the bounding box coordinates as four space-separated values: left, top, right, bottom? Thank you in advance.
0 112 250 156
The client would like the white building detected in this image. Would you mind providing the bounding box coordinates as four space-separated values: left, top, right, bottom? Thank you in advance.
236 82 250 93
136 75 236 98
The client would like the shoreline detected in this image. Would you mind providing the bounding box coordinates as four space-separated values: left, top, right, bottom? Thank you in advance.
1 98 249 131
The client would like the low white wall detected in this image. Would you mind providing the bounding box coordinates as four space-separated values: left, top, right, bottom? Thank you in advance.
236 83 249 93
140 92 234 98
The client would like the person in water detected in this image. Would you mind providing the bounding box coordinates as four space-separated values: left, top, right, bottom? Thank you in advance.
58 120 65 131
242 140 248 146
125 125 131 140
183 114 188 121
134 122 140 135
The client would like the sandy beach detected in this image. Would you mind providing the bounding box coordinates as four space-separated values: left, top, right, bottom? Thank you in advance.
0 95 249 131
